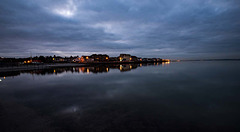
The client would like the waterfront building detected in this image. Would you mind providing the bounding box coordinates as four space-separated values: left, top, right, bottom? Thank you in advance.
90 54 109 62
72 57 81 63
80 56 94 63
131 56 138 62
109 57 118 62
119 54 131 61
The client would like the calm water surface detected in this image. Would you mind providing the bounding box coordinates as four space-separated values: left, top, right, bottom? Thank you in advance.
0 61 240 132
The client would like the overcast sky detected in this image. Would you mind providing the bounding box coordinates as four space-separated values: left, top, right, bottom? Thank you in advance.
0 0 240 59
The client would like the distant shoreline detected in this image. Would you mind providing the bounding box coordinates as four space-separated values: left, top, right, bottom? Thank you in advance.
179 59 240 61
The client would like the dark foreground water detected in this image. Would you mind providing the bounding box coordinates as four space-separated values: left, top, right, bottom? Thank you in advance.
0 61 240 132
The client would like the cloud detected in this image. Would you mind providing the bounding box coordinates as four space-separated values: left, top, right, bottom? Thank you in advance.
0 0 239 59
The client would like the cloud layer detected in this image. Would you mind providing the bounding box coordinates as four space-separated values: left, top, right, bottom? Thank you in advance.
0 0 240 59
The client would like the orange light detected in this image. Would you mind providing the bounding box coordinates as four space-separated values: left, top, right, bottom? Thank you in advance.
4 77 6 79
106 57 109 59
86 56 89 59
120 65 123 71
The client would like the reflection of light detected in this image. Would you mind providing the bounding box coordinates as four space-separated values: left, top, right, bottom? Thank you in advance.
162 61 170 67
54 69 56 73
4 77 5 79
87 68 90 74
140 64 142 67
106 68 109 72
120 65 123 71
0 79 2 82
130 65 132 69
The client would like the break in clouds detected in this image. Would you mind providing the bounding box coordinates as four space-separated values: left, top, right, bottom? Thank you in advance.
0 0 240 59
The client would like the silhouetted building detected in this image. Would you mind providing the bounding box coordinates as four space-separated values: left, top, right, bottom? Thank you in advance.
90 54 109 62
73 56 81 63
109 57 118 61
80 56 94 63
131 56 138 62
119 54 131 61
53 56 65 62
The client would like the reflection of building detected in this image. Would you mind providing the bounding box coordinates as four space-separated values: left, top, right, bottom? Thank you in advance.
119 64 137 72
76 66 109 73
0 62 168 78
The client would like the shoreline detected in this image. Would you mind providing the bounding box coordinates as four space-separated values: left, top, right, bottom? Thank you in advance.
0 63 86 73
0 61 166 73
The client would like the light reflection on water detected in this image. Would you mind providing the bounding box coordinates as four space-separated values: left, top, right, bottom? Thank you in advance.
0 61 240 132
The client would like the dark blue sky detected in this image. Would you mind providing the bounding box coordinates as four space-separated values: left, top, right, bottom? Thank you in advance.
0 0 240 59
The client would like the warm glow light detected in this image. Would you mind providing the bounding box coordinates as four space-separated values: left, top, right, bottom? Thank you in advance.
130 58 132 61
130 65 132 69
120 65 123 71
86 56 89 59
106 57 109 59
54 69 56 73
140 64 142 67
87 68 90 74
4 77 5 79
106 68 109 72
53 58 55 60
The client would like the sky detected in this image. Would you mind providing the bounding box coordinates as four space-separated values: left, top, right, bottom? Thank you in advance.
0 0 240 59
